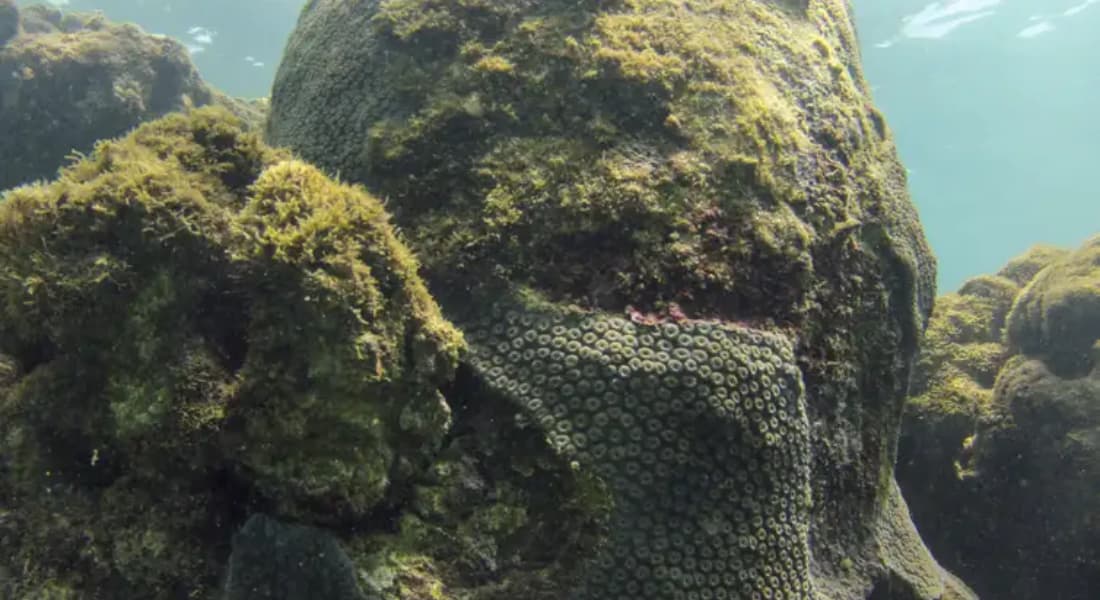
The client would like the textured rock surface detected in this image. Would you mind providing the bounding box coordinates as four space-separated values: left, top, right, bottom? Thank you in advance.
269 0 967 598
897 240 1100 599
0 5 265 191
0 108 462 597
461 294 813 599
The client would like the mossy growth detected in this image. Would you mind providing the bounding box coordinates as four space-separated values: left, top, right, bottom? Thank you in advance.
899 249 1061 494
1006 235 1100 377
0 7 261 191
0 106 463 597
904 244 1070 429
268 0 932 340
895 240 1100 599
997 243 1068 286
908 292 1008 422
945 353 1100 598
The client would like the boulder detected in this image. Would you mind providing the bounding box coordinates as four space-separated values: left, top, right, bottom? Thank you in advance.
267 1 966 598
0 107 463 597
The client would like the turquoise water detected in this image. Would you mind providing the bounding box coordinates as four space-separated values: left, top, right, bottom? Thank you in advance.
854 1 1100 291
21 0 1100 292
16 0 300 99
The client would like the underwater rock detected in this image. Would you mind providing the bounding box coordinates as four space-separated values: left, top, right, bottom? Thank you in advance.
1006 237 1100 377
223 514 372 600
0 7 264 191
897 239 1100 598
269 0 968 598
0 107 463 597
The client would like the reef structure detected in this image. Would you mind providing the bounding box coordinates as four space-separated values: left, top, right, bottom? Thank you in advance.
898 239 1100 599
268 0 971 598
460 293 813 599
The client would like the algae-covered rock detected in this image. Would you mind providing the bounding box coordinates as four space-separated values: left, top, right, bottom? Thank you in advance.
268 1 963 598
897 240 1100 599
1007 237 1100 377
269 0 933 333
0 6 264 191
0 107 463 597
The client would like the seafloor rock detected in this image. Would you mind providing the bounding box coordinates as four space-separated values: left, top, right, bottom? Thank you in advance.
268 1 969 598
0 4 264 191
897 240 1100 599
0 107 464 597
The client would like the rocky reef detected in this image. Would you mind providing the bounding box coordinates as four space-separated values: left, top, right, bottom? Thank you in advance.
0 107 464 597
0 3 265 191
897 239 1100 599
268 0 969 598
0 0 991 598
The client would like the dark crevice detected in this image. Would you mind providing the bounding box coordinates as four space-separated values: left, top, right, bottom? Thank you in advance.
196 289 250 373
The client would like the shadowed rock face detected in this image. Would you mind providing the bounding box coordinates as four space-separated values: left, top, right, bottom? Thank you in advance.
899 238 1100 599
268 0 968 598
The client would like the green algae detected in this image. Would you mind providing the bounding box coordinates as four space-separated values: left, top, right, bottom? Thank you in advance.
1007 235 1100 377
269 0 932 339
0 107 463 597
345 367 611 600
0 103 610 600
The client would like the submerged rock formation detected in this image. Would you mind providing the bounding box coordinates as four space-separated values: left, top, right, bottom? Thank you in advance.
0 4 264 191
0 108 464 597
0 0 997 598
898 240 1100 598
268 0 969 598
